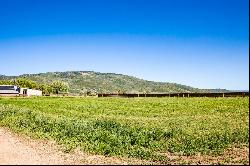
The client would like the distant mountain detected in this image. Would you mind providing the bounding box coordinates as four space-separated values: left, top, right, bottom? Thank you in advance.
202 89 229 93
227 90 249 92
0 71 229 94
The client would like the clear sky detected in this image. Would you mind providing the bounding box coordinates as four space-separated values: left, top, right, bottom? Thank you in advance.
0 0 249 90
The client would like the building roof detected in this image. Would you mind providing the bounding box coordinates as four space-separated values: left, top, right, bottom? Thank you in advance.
0 89 19 94
0 85 17 89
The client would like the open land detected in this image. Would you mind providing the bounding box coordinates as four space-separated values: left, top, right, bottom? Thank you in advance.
0 97 249 164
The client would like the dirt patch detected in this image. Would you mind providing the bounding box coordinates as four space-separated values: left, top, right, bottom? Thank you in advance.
0 127 152 165
80 72 90 76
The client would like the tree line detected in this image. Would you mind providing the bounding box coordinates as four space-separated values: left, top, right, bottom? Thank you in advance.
0 78 69 95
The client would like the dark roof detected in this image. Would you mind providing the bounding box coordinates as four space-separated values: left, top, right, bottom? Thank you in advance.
0 85 16 90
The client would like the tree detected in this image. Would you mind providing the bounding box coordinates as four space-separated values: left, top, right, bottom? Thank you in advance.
50 81 69 94
80 87 88 96
38 84 52 95
15 78 38 89
0 79 13 85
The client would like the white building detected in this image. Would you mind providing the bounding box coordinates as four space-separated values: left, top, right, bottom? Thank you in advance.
0 85 42 97
19 88 42 97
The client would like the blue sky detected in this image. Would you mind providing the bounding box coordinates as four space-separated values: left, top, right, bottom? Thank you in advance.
0 0 249 90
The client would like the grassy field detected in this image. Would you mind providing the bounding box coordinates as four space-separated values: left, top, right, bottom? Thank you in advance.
0 97 248 163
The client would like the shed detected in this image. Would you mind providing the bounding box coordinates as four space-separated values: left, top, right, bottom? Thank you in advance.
0 85 20 96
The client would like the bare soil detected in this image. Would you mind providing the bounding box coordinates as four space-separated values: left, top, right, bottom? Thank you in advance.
0 128 152 165
0 127 249 165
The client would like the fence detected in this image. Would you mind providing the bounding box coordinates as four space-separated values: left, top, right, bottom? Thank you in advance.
98 92 249 98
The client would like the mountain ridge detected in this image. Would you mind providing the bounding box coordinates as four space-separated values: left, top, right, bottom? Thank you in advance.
0 71 229 94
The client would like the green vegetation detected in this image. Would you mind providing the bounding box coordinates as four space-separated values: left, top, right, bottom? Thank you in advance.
50 80 69 94
0 97 248 163
0 78 69 95
0 71 229 94
0 78 37 89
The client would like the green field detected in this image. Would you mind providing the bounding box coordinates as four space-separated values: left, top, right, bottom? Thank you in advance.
0 97 248 163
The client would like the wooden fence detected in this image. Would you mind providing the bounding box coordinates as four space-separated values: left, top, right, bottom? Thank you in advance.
98 92 249 98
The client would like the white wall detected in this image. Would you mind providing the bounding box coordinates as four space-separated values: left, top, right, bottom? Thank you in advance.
20 88 42 96
27 89 42 96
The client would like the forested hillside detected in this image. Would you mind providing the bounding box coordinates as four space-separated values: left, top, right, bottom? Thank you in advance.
0 71 227 94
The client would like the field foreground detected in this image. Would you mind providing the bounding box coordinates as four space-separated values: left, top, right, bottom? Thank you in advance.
0 97 249 164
